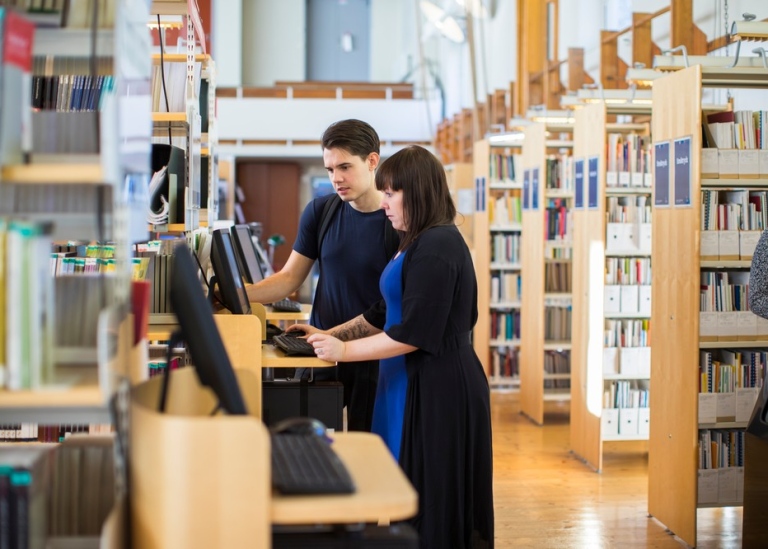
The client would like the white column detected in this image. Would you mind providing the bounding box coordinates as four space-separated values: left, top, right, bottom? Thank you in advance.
211 0 243 87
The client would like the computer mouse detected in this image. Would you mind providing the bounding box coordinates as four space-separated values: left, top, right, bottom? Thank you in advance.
271 416 327 438
284 328 307 337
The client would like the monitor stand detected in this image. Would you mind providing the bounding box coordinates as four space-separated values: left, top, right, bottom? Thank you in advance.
207 275 219 307
158 329 184 413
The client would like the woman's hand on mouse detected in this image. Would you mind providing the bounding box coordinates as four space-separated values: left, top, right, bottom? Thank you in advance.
307 333 345 362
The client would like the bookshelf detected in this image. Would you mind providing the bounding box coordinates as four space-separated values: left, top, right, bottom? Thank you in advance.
445 163 475 250
519 123 574 424
473 138 522 389
570 103 654 470
149 3 217 232
0 2 154 425
648 64 768 547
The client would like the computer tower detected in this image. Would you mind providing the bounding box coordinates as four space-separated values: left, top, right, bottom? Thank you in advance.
272 524 419 548
262 380 344 431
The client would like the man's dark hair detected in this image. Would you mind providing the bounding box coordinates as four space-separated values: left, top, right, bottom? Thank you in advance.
321 119 380 160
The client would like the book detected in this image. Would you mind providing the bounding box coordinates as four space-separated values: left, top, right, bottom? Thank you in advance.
0 9 35 165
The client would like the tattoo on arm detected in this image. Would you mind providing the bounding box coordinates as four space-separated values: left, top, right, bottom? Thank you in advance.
332 317 372 341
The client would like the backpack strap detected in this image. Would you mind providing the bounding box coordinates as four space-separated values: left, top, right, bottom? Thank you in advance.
317 194 342 255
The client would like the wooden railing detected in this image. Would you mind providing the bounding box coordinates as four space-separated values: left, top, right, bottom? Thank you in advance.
218 81 414 100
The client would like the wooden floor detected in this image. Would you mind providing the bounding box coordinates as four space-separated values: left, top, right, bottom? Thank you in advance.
491 392 742 548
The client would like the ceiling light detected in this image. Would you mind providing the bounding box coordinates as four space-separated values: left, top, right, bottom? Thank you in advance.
420 0 466 43
488 132 525 146
625 67 663 87
525 108 574 125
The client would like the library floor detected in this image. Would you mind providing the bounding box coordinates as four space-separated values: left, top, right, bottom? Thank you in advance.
490 392 741 548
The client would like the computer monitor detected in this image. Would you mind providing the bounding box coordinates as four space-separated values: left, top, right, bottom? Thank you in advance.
230 224 264 284
210 228 252 315
168 243 247 415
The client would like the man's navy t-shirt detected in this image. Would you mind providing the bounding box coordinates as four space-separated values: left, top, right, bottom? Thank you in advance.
293 193 393 329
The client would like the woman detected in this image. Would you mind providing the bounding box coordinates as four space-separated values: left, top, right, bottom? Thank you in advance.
296 145 494 548
750 230 768 318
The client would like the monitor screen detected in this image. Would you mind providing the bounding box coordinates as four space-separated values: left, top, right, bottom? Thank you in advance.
169 244 247 415
210 229 252 315
230 224 264 284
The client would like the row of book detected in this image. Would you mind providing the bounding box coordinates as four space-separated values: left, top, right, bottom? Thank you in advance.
704 110 768 150
603 380 649 409
544 306 571 341
0 423 111 442
699 429 745 470
701 189 767 232
543 350 570 389
699 271 749 313
544 155 574 191
545 244 572 260
699 349 766 394
605 257 651 286
0 438 115 546
491 233 520 264
544 199 571 242
604 319 650 348
490 311 520 341
491 272 520 304
489 153 518 184
489 191 522 225
492 347 519 379
544 261 571 293
32 74 113 112
606 133 652 181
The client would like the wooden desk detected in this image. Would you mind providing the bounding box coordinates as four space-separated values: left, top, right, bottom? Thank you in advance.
261 344 335 368
265 303 311 323
130 372 417 548
271 432 418 525
146 324 334 369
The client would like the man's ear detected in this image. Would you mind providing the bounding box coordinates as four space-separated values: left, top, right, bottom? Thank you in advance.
368 152 380 171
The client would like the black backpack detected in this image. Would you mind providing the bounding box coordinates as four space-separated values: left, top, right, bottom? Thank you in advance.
317 194 400 258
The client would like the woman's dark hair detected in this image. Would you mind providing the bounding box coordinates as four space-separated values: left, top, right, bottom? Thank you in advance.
321 119 380 160
375 145 456 251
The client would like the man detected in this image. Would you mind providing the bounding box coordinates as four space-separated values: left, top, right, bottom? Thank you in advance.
246 119 398 431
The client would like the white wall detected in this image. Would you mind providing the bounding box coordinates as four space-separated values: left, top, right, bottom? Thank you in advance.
241 0 305 86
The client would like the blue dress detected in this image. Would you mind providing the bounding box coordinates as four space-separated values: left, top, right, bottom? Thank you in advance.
371 251 408 460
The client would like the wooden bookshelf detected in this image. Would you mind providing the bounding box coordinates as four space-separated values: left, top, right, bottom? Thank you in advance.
570 103 654 470
1 163 105 184
648 63 768 547
473 139 522 389
520 123 547 422
0 2 154 429
520 123 575 424
445 163 475 250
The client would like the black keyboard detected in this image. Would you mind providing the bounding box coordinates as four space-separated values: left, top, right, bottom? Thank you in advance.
272 333 316 357
270 433 356 495
271 298 303 313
